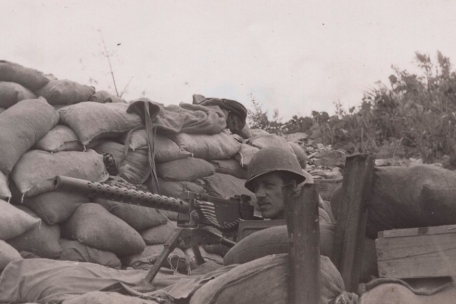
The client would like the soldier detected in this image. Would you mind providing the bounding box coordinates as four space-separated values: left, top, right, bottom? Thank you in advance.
245 146 333 222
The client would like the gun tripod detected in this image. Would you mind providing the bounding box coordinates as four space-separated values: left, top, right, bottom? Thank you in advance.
144 225 236 282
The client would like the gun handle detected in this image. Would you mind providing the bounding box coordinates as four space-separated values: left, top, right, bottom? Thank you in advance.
191 245 205 265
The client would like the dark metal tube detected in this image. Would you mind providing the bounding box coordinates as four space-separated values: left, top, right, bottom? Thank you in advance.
54 176 190 214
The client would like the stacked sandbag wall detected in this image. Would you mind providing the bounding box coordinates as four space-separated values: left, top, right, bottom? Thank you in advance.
0 60 262 274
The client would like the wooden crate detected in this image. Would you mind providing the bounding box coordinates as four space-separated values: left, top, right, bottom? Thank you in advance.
314 178 342 201
376 225 456 279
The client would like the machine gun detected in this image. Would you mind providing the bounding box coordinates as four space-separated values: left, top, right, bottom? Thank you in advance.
53 176 257 283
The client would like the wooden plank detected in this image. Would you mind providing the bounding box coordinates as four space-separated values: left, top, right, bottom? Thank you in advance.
284 183 320 304
377 233 456 278
379 225 456 239
331 154 375 292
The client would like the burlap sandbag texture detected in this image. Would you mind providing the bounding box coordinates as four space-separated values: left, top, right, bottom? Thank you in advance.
141 220 177 245
185 246 224 266
158 178 205 198
35 79 95 105
62 291 161 304
235 143 260 168
0 60 49 90
224 224 334 265
361 280 456 304
247 133 291 150
211 159 247 179
88 90 126 104
61 203 146 256
12 149 108 197
332 165 456 238
0 240 22 271
0 171 11 200
0 98 59 174
59 239 121 269
22 191 89 225
34 124 83 152
124 130 191 162
224 224 377 283
94 141 150 184
157 158 215 182
0 82 37 108
7 206 62 259
96 198 167 231
201 173 255 203
172 129 242 160
58 102 143 146
0 199 40 240
190 254 346 304
122 244 190 272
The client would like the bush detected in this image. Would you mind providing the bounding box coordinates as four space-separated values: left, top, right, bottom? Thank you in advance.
248 51 456 163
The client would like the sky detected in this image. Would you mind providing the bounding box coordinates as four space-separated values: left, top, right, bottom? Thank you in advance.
2 0 456 121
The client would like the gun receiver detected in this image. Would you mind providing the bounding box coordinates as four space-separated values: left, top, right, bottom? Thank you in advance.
53 176 255 232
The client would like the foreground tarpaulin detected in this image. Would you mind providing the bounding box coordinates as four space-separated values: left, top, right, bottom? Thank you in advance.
0 258 233 303
361 278 456 304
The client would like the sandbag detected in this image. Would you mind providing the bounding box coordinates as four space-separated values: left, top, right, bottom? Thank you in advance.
61 203 146 256
58 102 143 146
224 224 335 266
0 60 49 90
35 79 95 105
12 149 109 197
238 123 251 139
128 98 227 135
157 158 215 182
89 90 126 103
224 223 377 282
247 134 290 149
249 128 269 137
34 124 83 152
185 246 224 266
22 191 89 225
211 159 247 179
235 144 260 168
190 254 346 304
361 280 456 304
0 171 11 200
0 98 59 174
0 259 154 303
332 165 456 238
201 173 255 203
0 81 37 108
96 198 167 231
62 291 161 304
158 210 179 221
171 129 242 160
289 142 307 169
94 141 150 184
59 239 121 269
7 206 62 259
158 178 206 198
122 245 190 272
141 220 177 245
0 240 22 271
0 199 40 240
124 130 191 162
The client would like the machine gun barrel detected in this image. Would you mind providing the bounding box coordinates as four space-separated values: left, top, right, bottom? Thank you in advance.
53 176 190 214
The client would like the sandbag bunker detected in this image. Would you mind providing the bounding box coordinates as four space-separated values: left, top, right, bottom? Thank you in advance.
0 60 357 304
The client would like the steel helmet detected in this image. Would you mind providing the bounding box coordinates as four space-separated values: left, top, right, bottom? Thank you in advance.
245 146 307 192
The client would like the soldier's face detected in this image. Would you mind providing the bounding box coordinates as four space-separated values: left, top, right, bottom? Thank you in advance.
252 172 286 219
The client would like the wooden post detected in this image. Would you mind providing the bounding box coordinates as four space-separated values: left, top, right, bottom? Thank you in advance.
331 154 374 292
283 183 321 304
